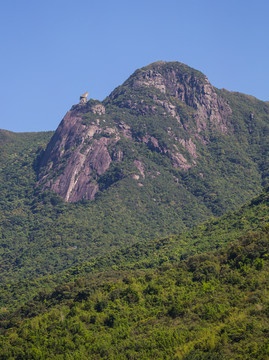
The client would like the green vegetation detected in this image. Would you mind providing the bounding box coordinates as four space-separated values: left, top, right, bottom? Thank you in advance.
1 186 268 313
0 225 268 359
0 63 268 288
0 62 269 358
0 130 268 358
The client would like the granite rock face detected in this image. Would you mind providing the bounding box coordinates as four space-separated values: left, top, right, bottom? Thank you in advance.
38 61 235 202
38 102 115 202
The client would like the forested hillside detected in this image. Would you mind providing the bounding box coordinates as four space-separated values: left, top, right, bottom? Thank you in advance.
0 140 268 359
0 186 268 313
0 62 269 288
0 223 268 359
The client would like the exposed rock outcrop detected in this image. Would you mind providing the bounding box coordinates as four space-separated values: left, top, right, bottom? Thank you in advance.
38 101 115 202
110 61 232 134
80 92 89 104
38 61 236 202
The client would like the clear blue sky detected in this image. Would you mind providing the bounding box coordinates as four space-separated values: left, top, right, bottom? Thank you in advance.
1 0 269 132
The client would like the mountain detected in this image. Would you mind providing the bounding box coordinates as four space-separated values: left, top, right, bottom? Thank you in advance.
38 61 269 216
0 78 268 359
0 61 268 286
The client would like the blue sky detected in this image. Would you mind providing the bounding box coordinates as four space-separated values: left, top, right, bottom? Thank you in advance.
1 0 269 132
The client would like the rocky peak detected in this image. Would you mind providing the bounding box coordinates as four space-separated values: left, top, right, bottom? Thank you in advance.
109 61 232 133
38 61 234 203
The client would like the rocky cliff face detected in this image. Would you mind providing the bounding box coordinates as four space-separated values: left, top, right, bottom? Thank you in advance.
37 61 267 208
38 101 115 201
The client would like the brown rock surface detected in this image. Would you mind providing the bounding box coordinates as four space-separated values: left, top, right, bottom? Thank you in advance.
38 102 115 202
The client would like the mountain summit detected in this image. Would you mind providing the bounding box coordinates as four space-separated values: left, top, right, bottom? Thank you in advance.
38 61 269 217
109 61 232 134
